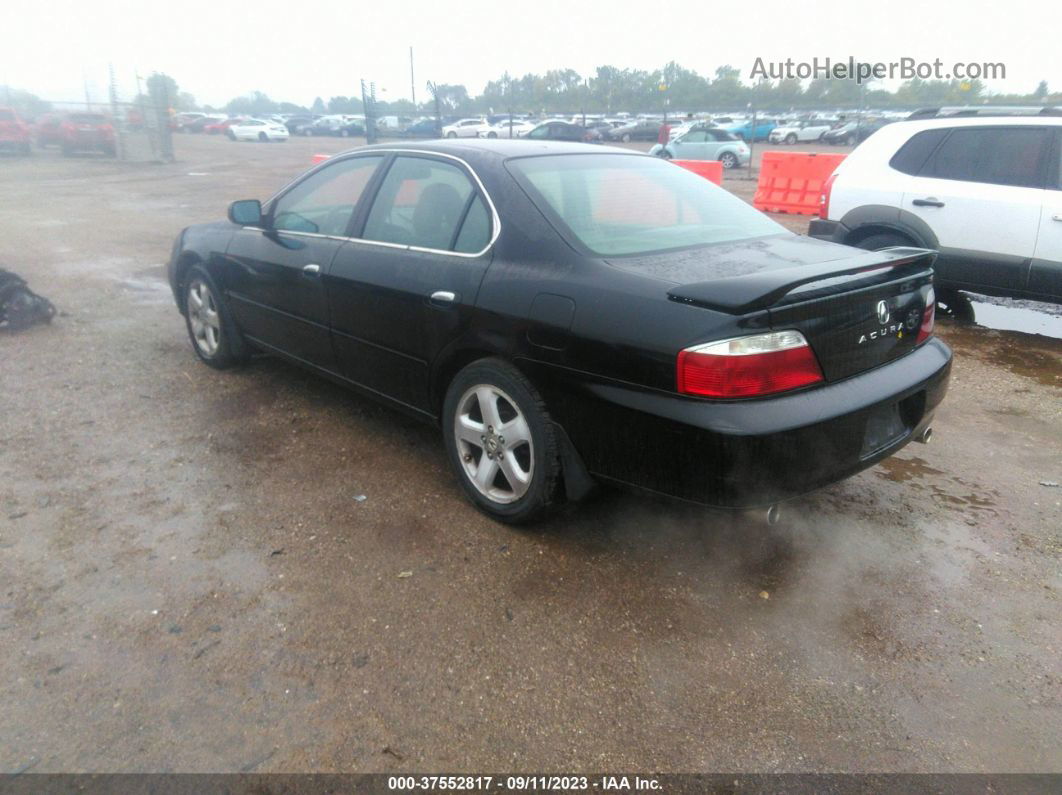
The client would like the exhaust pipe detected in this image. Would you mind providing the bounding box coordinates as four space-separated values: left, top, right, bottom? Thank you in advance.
916 427 933 444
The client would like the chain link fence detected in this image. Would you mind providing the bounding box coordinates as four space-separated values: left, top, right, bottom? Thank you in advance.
32 99 174 162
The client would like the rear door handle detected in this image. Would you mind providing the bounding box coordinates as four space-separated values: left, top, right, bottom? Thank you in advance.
302 263 321 276
429 290 457 307
912 198 945 208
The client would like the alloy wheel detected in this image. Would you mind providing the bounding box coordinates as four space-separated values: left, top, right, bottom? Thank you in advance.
187 278 221 357
453 384 534 504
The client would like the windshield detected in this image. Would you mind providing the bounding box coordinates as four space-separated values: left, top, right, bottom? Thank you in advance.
507 153 784 256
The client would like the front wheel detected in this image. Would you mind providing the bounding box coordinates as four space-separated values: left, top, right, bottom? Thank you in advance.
656 149 672 159
443 359 562 524
785 133 797 144
258 132 268 142
621 133 631 143
487 131 498 138
446 131 457 138
182 265 248 369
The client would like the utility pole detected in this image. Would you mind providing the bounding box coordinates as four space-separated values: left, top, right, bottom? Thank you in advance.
409 47 416 108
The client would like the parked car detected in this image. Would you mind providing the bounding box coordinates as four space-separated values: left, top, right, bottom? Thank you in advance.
485 120 536 138
524 121 598 143
649 127 750 169
203 118 243 135
404 118 442 138
174 112 207 132
769 119 835 144
57 113 116 156
0 107 32 155
602 119 661 142
724 118 778 142
227 118 290 142
442 118 491 138
822 120 888 145
167 140 949 523
338 120 365 138
34 113 63 147
284 115 317 135
186 115 224 133
810 115 1062 304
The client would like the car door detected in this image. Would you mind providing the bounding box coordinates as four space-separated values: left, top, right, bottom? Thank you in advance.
327 153 495 413
1029 129 1062 299
222 154 385 368
902 125 1051 292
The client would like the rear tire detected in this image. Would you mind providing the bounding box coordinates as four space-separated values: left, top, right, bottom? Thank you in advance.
719 151 738 169
182 265 249 370
621 133 631 143
258 132 268 142
442 358 562 524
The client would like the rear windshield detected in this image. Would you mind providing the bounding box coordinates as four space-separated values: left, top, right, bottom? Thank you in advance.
507 153 782 256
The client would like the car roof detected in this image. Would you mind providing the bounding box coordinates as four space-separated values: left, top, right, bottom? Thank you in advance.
892 115 1062 132
344 138 643 162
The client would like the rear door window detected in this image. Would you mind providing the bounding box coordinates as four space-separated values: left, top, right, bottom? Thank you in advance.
889 129 949 175
921 127 1050 188
362 156 483 252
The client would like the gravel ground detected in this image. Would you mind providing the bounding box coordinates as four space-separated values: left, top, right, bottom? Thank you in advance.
0 135 1059 774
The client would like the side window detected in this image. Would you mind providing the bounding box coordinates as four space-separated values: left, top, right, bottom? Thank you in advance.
924 127 1049 188
889 129 949 175
272 155 383 236
454 195 491 253
683 130 708 143
362 156 478 251
527 125 547 140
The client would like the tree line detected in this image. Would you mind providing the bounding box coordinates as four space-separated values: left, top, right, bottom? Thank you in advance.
4 62 1059 119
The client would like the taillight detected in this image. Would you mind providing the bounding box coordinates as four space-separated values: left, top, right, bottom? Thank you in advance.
819 172 838 219
677 330 825 399
916 287 936 344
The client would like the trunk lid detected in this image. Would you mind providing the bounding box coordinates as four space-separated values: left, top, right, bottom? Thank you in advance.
666 243 936 382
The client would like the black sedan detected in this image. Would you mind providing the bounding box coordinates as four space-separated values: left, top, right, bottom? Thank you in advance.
167 140 951 523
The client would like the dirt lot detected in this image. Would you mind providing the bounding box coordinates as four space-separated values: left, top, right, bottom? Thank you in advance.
1 135 1060 774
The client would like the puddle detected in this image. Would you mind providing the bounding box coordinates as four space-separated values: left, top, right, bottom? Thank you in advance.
941 292 1062 340
876 456 943 483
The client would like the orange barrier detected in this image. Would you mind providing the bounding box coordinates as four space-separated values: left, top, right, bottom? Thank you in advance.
311 153 330 164
753 151 847 215
672 159 723 186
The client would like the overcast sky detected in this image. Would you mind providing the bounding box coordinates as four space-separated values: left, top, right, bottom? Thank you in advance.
5 0 1056 108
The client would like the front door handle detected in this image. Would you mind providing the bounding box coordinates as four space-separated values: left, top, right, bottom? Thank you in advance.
429 290 457 307
912 198 945 208
302 263 321 276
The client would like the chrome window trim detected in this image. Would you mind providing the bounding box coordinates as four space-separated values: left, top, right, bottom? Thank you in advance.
262 148 501 259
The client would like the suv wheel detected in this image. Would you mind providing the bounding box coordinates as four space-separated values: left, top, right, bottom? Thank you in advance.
854 232 914 251
442 359 562 524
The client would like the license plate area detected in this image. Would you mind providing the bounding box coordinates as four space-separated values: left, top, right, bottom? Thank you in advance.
861 402 908 458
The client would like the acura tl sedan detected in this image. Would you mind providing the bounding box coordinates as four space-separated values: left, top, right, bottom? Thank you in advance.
167 140 951 524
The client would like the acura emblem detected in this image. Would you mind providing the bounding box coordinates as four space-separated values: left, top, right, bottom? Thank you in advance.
876 300 890 325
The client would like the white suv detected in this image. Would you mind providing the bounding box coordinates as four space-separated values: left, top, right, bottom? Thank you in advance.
810 114 1062 303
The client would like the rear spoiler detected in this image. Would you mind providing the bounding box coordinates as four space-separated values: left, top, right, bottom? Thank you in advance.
667 247 937 314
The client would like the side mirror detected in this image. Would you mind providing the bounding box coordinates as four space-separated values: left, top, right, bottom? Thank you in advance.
228 199 262 226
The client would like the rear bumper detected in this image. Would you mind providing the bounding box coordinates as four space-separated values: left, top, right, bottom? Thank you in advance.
525 337 952 508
